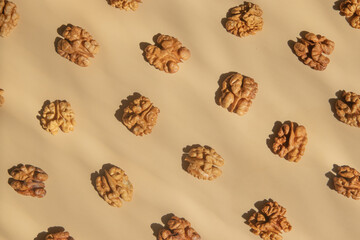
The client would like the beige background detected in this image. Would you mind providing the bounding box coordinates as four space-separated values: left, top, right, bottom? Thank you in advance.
1 0 360 239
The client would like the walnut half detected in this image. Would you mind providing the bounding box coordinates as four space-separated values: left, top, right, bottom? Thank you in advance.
40 100 76 135
95 165 133 207
183 145 224 181
8 164 48 198
144 34 191 73
108 0 142 11
56 24 99 67
45 230 74 240
158 215 201 240
335 90 360 127
217 72 258 116
247 200 292 240
0 0 19 37
333 165 360 200
272 121 308 162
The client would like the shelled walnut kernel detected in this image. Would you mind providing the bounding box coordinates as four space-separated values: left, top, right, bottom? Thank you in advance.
45 230 74 240
40 100 76 135
293 32 335 71
0 0 19 37
335 90 360 127
333 165 360 200
225 2 263 37
184 145 224 180
56 24 99 67
122 95 159 136
272 121 308 162
0 88 4 106
95 165 133 207
108 0 142 11
158 215 201 240
144 34 191 73
247 200 292 240
218 72 258 116
8 164 48 198
339 0 360 29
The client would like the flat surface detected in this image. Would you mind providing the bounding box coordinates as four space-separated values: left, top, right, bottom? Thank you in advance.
1 0 360 239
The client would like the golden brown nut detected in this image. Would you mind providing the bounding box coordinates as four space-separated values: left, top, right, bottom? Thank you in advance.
40 100 76 135
272 121 308 162
333 165 360 200
56 24 99 67
218 72 258 116
144 34 191 73
95 166 133 207
122 95 159 136
340 0 360 29
0 88 4 106
225 2 263 38
158 215 201 240
8 164 48 198
293 32 335 71
184 145 224 180
0 0 19 37
335 90 360 127
45 230 74 240
108 0 142 11
247 200 292 240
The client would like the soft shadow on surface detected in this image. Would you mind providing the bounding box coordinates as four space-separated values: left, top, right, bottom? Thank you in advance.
54 37 61 53
114 92 141 125
34 226 65 240
328 90 344 123
214 72 237 106
36 100 50 127
57 24 68 36
150 213 174 238
90 163 117 194
221 6 234 30
242 199 273 230
333 0 342 10
266 121 283 153
325 164 340 191
181 144 202 172
139 42 151 62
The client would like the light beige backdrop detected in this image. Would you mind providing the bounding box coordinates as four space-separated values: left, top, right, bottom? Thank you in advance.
1 0 360 239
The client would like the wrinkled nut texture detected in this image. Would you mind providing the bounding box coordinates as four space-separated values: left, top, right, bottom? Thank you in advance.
218 72 258 116
57 25 99 67
248 200 292 240
340 0 360 29
184 145 224 181
335 90 360 127
272 121 308 162
9 164 48 198
95 166 133 207
109 0 142 11
45 230 74 240
0 88 4 107
144 34 191 73
333 165 360 200
158 215 201 240
40 100 76 135
0 0 19 37
293 32 335 71
225 1 263 37
122 95 159 136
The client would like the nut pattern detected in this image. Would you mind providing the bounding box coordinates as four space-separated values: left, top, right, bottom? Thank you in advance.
56 25 99 67
45 230 74 240
335 90 360 127
0 88 4 106
293 32 335 71
158 215 201 240
8 164 48 198
340 0 360 29
218 72 258 116
40 100 76 135
109 0 142 11
95 166 133 207
333 165 360 200
122 95 160 136
184 145 224 180
0 0 19 37
272 121 308 162
144 34 191 73
248 200 292 240
225 2 263 38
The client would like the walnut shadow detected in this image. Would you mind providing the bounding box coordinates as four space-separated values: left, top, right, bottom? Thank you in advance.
34 226 66 240
265 120 284 153
287 31 309 63
36 100 50 128
221 6 234 31
325 164 339 191
90 163 119 199
328 90 344 123
214 71 238 106
139 33 162 63
150 213 175 238
242 198 274 231
181 144 204 172
114 92 142 128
